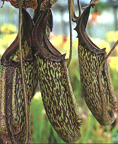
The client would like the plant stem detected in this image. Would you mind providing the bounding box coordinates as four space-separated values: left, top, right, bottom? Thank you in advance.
18 1 30 143
67 0 72 68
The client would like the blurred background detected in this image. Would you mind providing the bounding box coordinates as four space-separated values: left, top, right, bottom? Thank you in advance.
0 0 118 143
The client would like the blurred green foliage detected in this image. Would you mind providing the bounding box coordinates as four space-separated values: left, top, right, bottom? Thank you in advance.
0 24 118 143
90 1 108 13
0 23 17 58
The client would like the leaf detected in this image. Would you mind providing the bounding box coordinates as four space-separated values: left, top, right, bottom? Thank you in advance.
1 0 38 9
40 0 58 11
